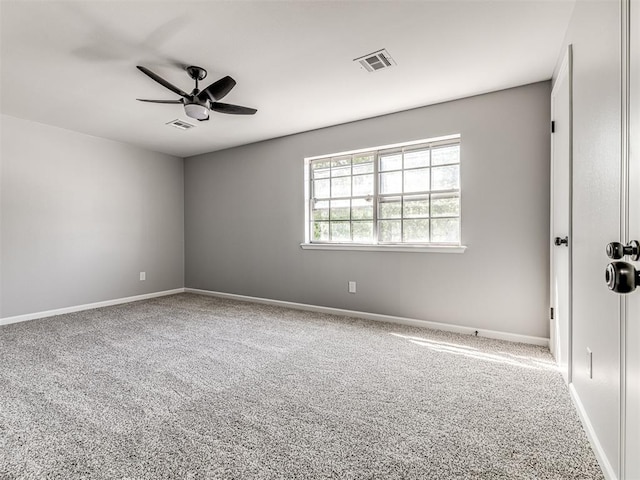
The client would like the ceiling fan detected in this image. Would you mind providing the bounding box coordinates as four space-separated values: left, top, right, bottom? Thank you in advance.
136 65 257 121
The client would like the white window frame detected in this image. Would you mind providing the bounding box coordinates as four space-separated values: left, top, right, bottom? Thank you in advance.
301 134 467 253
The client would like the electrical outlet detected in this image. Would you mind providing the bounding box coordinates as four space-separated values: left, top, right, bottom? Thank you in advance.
587 348 593 379
348 281 356 294
140 272 146 281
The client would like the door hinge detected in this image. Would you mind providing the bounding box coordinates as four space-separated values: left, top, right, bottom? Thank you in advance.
551 121 555 133
550 307 554 320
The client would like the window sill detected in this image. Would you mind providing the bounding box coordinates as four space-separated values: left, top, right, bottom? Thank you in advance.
299 243 467 253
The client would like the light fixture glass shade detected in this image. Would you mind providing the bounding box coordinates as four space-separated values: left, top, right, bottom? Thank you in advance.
184 104 209 120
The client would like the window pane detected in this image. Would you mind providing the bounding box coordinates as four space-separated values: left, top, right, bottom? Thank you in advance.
312 200 330 220
312 222 329 241
403 196 429 218
354 153 374 163
380 153 402 171
352 198 373 220
404 149 430 169
331 222 351 242
403 168 429 193
353 153 374 173
352 174 373 197
314 179 330 199
403 219 429 242
331 157 351 178
432 145 460 166
331 157 351 168
431 218 460 243
379 198 402 219
331 165 351 177
331 176 351 197
380 171 402 194
353 162 374 175
330 199 350 220
352 221 373 242
431 165 459 191
431 194 460 217
379 220 402 242
311 160 331 179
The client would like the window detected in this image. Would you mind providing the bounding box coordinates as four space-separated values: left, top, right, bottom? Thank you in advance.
305 135 461 248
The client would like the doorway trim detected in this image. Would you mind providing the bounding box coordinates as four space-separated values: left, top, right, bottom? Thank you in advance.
550 44 573 383
619 0 630 475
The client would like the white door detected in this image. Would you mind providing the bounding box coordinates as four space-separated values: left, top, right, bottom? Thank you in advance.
551 48 572 383
624 0 640 476
570 0 622 473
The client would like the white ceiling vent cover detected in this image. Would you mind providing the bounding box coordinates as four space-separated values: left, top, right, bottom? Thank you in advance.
166 119 195 130
354 49 396 72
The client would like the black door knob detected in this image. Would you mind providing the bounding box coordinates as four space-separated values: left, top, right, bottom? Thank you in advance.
606 261 640 293
606 240 640 260
554 236 569 246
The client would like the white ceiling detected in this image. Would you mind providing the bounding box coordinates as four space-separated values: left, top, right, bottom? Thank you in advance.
0 0 575 158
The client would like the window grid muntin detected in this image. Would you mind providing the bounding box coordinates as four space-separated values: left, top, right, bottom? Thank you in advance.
309 139 460 244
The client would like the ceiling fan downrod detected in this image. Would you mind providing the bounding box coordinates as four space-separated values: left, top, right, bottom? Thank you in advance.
186 66 207 92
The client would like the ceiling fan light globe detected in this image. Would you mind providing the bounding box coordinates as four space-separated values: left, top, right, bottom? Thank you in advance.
184 104 209 120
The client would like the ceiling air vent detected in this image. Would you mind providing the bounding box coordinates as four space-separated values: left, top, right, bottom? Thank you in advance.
354 49 396 73
166 119 195 130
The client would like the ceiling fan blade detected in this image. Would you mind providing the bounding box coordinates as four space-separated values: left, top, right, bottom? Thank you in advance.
198 76 236 102
137 66 190 98
211 102 257 115
136 99 183 104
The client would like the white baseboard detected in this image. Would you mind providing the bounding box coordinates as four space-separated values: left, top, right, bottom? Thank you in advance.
0 288 186 326
569 383 617 480
2 287 550 347
185 288 549 347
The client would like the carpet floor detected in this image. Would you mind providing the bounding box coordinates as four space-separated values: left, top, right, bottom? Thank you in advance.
0 293 603 479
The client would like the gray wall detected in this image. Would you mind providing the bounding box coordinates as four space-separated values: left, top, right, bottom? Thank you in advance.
185 82 551 338
0 114 185 318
